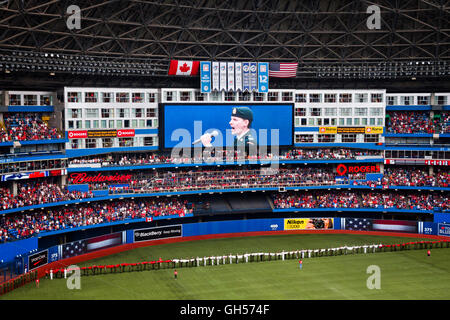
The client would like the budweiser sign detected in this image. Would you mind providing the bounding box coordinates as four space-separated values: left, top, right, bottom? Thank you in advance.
70 172 133 184
68 131 88 139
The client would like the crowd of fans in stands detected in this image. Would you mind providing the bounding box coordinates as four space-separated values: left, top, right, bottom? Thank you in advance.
0 181 92 210
68 148 383 167
386 111 450 134
272 191 450 211
382 167 448 187
0 198 192 242
0 113 61 142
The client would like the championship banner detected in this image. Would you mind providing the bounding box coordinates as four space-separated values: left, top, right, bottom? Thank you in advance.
134 225 182 242
227 62 235 91
219 62 227 91
235 62 243 91
212 61 220 91
337 127 365 134
319 127 337 134
249 62 257 92
365 127 383 134
200 61 211 93
243 62 250 92
258 62 269 93
284 218 334 230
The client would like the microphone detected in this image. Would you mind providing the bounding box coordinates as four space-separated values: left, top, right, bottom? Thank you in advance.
192 130 219 145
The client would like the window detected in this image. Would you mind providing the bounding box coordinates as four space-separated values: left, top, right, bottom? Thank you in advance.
370 108 383 116
40 95 52 106
132 119 138 128
24 95 38 105
253 92 264 101
85 92 98 103
282 92 293 101
295 93 307 103
295 134 314 143
340 108 352 116
93 120 99 128
101 108 111 118
339 93 352 103
239 92 251 101
119 137 133 147
165 91 175 101
69 109 81 119
318 134 335 143
146 108 157 117
354 118 360 126
9 94 21 105
102 92 112 103
146 119 153 128
268 92 279 101
86 138 97 148
371 93 383 103
195 92 206 101
180 91 191 101
85 120 91 129
102 138 113 148
364 134 379 142
295 108 306 117
109 120 115 128
309 94 321 103
132 92 144 103
317 118 322 126
401 96 412 105
387 96 397 105
354 108 368 116
119 108 130 118
377 118 383 126
67 92 81 103
86 108 99 118
437 96 447 105
224 91 235 101
324 93 336 103
124 120 130 128
310 108 321 116
339 118 345 126
144 137 154 146
116 92 129 103
68 121 74 129
346 118 352 125
116 120 122 128
355 93 367 103
324 108 337 116
342 134 357 143
210 91 221 101
148 92 157 103
133 108 143 118
101 120 107 128
139 119 145 128
71 139 79 149
369 118 376 125
417 96 430 105
361 118 368 125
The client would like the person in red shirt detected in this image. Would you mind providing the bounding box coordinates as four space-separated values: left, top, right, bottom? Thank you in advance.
299 259 303 270
427 250 431 257
174 269 178 280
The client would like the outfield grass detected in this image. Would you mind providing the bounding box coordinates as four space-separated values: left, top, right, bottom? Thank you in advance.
2 233 450 300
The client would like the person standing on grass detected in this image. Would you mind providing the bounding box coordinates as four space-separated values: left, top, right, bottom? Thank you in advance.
174 269 178 280
299 259 303 270
427 250 431 257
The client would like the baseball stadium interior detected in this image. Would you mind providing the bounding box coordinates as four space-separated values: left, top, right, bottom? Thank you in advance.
0 0 449 302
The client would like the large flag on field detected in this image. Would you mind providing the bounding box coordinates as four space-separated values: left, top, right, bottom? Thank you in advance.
269 62 298 78
168 60 200 76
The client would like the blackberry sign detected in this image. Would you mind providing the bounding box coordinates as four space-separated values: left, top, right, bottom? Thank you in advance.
134 225 182 242
28 250 48 271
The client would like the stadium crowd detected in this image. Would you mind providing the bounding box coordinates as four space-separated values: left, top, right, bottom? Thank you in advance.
272 191 450 211
382 167 448 187
0 113 62 142
386 111 450 134
0 198 193 242
0 181 93 210
68 148 383 167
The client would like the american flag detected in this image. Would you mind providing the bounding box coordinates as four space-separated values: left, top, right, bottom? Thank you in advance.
345 218 373 231
62 240 87 259
269 62 298 78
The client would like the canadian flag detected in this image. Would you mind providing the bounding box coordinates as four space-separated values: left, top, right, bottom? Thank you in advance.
168 60 200 76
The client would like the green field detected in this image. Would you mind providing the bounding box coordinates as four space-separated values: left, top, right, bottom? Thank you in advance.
2 233 450 300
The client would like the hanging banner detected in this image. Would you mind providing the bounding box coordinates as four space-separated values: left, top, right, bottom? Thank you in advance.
235 62 243 92
249 62 258 92
200 61 211 93
258 62 269 93
227 62 235 92
212 61 220 91
219 62 227 91
243 62 250 92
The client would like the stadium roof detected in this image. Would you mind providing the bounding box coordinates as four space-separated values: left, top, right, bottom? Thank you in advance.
0 0 448 90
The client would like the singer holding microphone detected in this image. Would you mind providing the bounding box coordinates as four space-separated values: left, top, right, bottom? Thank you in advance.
196 107 256 151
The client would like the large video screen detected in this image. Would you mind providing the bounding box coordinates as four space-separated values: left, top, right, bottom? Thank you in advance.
161 104 293 149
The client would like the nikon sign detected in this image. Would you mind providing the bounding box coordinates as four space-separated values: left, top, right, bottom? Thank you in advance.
134 225 182 242
284 218 334 230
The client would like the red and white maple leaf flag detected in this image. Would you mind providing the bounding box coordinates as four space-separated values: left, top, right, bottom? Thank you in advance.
168 60 200 76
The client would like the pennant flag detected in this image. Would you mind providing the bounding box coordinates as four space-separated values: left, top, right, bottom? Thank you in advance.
212 62 220 91
168 60 200 76
269 62 298 78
